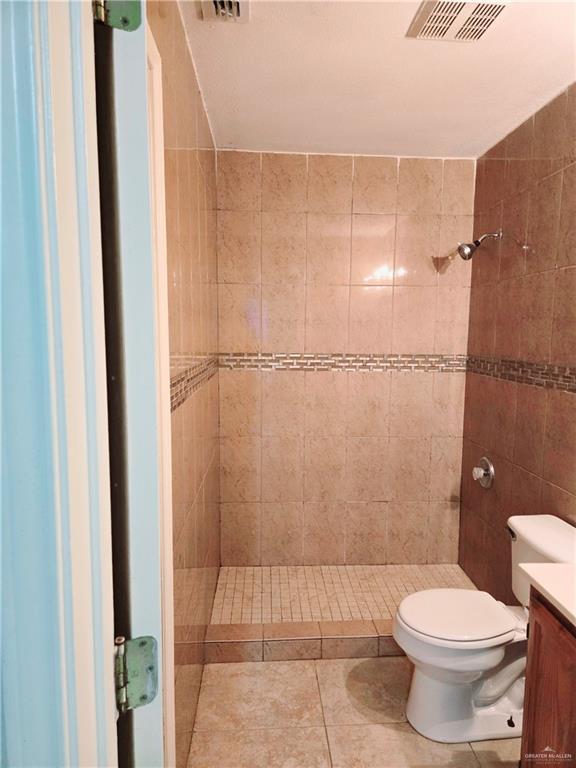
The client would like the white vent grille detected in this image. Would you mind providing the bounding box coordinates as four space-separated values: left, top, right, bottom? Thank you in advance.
406 1 506 42
201 0 249 23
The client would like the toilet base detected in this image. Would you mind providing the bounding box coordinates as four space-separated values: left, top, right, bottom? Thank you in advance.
406 667 524 743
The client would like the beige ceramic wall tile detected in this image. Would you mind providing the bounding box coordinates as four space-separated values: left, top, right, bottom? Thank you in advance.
435 285 470 354
350 213 396 285
261 284 305 352
348 286 393 354
220 436 261 502
262 152 308 212
352 156 398 214
427 501 460 563
304 437 347 502
305 285 349 352
306 213 351 284
217 211 261 284
437 215 473 285
388 438 431 502
345 437 390 501
307 154 353 214
442 159 476 215
302 501 347 564
387 502 430 563
389 372 435 438
219 369 261 437
430 437 463 502
395 214 440 285
261 502 304 564
218 284 261 352
217 150 261 211
345 371 391 437
220 503 261 565
261 211 306 284
261 370 306 436
261 436 304 502
391 286 437 353
345 502 388 564
304 371 348 436
432 372 466 437
397 158 443 214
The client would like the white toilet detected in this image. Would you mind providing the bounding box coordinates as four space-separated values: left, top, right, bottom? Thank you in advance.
393 514 576 743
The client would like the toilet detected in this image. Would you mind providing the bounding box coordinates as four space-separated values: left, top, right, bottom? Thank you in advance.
393 514 576 743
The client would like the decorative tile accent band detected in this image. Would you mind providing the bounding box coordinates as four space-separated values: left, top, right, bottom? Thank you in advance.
217 352 468 372
170 355 218 412
467 356 576 393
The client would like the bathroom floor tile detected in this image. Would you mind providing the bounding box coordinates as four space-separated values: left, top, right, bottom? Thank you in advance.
315 657 412 725
471 737 522 767
210 564 476 624
194 660 324 731
188 727 331 768
175 664 204 733
327 722 480 767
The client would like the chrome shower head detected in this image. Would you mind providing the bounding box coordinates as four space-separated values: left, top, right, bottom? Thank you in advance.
457 231 502 260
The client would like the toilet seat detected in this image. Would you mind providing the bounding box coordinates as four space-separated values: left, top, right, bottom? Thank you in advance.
397 588 518 647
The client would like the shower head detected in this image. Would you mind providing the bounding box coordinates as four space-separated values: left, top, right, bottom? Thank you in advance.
457 231 502 260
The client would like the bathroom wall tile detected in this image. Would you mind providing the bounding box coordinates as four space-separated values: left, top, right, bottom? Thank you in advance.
261 284 305 352
350 214 396 285
217 150 261 211
434 285 470 354
493 277 523 360
217 211 261 284
304 437 347 502
345 502 388 564
305 371 348 436
388 438 431 502
261 211 306 284
387 502 429 563
352 156 398 214
394 214 440 286
518 270 554 363
430 437 462 502
345 437 390 501
345 371 391 437
567 83 576 165
389 372 434 438
540 481 576 526
432 372 466 437
219 369 261 437
220 437 261 502
467 282 497 357
471 204 503 287
306 213 351 284
262 153 307 212
442 160 475 215
397 158 443 214
525 172 562 274
505 116 534 196
307 154 353 214
220 503 261 565
261 437 304 502
391 286 436 353
261 370 305 437
543 389 576 495
558 162 576 267
261 502 304 564
532 89 568 181
302 501 347 564
348 286 393 354
551 266 576 365
218 284 261 352
427 502 460 563
305 285 349 352
499 191 529 279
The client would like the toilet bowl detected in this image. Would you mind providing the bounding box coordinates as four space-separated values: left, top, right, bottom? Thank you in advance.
393 588 527 743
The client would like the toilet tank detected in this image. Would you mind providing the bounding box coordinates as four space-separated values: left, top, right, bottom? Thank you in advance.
508 515 576 605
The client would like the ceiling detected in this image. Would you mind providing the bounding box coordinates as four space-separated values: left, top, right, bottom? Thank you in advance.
180 1 576 158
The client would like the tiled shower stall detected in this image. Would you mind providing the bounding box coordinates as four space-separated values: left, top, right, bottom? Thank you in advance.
149 0 576 751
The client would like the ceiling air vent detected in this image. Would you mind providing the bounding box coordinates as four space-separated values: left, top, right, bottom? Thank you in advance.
201 0 249 23
406 2 506 42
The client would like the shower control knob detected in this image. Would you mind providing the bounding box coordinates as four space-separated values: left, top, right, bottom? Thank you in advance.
472 457 495 489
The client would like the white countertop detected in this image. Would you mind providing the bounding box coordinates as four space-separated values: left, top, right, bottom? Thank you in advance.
519 563 576 627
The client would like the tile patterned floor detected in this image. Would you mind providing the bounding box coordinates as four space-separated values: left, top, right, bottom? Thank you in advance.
210 564 476 624
179 657 521 767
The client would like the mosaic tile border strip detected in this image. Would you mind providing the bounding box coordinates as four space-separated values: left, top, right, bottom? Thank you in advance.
170 355 218 412
467 356 576 393
218 352 468 373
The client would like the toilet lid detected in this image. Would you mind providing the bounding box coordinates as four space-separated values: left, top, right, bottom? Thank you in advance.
398 589 516 642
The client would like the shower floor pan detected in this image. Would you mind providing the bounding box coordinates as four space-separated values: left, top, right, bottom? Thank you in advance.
202 564 476 663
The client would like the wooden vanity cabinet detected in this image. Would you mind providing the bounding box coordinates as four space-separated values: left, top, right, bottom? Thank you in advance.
521 588 576 767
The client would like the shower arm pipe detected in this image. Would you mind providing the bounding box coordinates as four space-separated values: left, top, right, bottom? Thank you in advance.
474 230 503 246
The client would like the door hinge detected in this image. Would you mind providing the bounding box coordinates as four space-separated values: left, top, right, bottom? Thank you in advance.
93 0 141 31
114 635 158 714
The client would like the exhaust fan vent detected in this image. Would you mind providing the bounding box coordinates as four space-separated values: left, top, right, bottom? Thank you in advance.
201 0 249 23
407 2 506 42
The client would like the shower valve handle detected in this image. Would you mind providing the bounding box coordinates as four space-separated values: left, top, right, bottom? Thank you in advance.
472 457 495 489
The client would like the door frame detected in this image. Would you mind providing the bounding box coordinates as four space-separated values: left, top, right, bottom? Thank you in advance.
146 25 176 767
